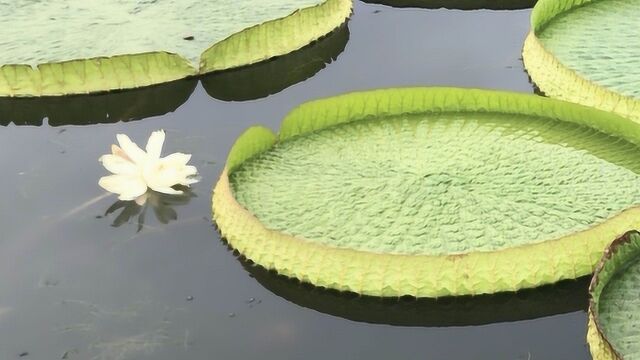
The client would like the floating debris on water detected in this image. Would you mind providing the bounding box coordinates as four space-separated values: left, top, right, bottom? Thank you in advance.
61 348 78 359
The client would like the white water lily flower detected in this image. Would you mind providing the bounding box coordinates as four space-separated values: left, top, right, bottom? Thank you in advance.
99 130 199 201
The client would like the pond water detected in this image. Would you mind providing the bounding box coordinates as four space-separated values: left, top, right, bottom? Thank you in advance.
0 1 592 359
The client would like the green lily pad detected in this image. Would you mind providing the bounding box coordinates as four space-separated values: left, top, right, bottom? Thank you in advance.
523 0 640 122
202 23 349 101
588 231 640 360
362 0 535 10
213 88 640 297
0 0 351 96
234 112 640 255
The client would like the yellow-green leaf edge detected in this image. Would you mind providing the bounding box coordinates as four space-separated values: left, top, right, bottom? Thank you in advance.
0 0 351 97
523 0 640 123
587 230 640 360
213 87 640 298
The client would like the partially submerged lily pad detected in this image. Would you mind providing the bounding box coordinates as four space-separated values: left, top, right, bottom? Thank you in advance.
523 0 640 122
202 23 349 101
363 0 535 10
213 87 640 297
588 231 640 360
0 0 351 96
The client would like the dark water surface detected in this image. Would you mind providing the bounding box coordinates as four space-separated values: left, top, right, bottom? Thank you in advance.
0 2 591 359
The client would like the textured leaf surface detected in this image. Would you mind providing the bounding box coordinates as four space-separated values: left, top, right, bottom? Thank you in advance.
524 0 640 122
0 0 351 96
227 126 277 173
588 231 640 359
538 0 640 100
599 261 640 359
590 232 640 359
200 0 351 73
232 112 640 255
1 0 323 65
214 88 640 297
201 23 349 101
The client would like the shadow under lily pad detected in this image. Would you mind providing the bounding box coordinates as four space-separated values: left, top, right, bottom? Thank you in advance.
240 259 589 327
362 0 536 10
0 78 197 127
201 23 349 102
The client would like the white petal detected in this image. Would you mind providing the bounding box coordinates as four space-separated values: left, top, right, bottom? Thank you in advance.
181 165 198 177
182 177 200 185
145 130 165 160
99 154 138 175
161 152 191 167
141 149 198 192
117 134 147 165
135 193 148 206
111 144 131 161
156 158 198 186
145 166 183 190
99 174 147 200
178 166 199 185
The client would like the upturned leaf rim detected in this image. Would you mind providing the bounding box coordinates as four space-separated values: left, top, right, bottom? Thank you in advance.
214 87 640 297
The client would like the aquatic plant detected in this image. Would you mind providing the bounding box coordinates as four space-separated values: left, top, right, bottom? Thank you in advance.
523 0 640 122
214 87 640 297
0 0 351 96
588 231 640 359
99 130 198 201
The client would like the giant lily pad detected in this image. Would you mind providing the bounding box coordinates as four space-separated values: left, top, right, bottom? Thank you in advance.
202 23 349 101
213 87 640 297
0 0 351 96
588 231 640 360
523 0 640 122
